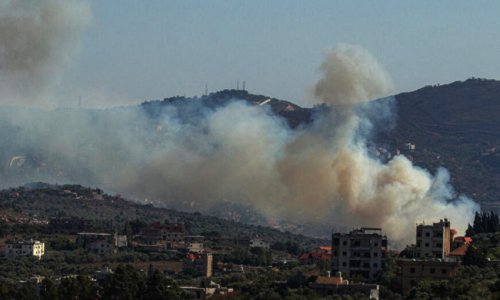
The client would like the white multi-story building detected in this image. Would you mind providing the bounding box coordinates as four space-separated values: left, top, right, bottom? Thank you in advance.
5 240 45 259
332 228 387 281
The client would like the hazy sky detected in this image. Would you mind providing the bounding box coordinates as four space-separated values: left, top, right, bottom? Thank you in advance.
60 0 500 107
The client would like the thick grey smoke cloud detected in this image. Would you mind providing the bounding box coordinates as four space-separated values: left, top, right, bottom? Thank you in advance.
0 0 91 106
0 41 478 247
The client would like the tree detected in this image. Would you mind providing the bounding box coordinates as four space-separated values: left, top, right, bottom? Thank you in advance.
40 278 59 300
101 264 146 300
144 269 182 300
463 246 487 267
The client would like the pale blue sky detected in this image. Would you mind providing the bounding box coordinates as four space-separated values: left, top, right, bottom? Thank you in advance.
62 1 500 107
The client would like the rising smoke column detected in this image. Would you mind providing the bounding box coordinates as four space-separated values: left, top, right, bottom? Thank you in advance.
0 0 92 106
0 27 478 247
275 44 478 246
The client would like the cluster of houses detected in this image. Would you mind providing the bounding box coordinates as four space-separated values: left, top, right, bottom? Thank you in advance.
301 218 472 299
2 216 477 299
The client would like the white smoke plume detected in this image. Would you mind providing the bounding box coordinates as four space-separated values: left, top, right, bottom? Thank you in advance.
0 40 478 247
0 0 92 106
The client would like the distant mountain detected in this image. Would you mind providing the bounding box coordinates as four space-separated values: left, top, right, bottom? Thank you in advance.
1 79 499 223
386 78 500 207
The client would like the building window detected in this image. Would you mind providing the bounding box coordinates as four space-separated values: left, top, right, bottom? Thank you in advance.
425 243 430 247
441 269 447 275
430 268 435 274
373 252 378 257
343 241 348 246
342 252 347 257
410 268 416 273
373 263 378 268
342 262 347 267
425 232 430 237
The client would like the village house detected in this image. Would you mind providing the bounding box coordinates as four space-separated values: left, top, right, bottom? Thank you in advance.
76 232 127 254
180 281 234 299
4 239 45 260
331 227 387 281
298 246 332 265
397 219 467 294
139 222 186 248
448 236 473 260
184 252 213 277
185 235 205 253
309 272 379 299
397 259 460 294
249 238 270 249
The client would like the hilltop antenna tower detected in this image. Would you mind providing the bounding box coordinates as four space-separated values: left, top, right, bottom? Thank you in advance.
205 83 208 96
237 80 239 90
242 80 246 91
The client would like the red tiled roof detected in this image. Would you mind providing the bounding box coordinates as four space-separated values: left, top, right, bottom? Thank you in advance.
298 253 310 260
449 244 469 256
454 236 473 244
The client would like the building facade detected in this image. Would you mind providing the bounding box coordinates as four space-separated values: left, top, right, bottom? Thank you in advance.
415 219 453 259
310 273 379 299
185 235 205 253
331 227 387 281
5 240 45 259
249 238 270 249
184 252 213 277
397 259 460 294
76 232 116 254
139 222 186 248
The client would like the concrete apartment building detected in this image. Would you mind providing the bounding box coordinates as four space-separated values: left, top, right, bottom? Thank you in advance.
332 227 387 281
398 259 460 294
139 222 186 248
76 232 127 254
5 240 45 259
415 219 453 259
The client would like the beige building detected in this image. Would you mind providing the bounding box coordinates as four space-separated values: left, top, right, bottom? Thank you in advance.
185 235 205 253
416 219 453 259
139 222 186 248
397 259 459 294
5 240 45 259
310 273 379 299
185 252 213 277
332 227 387 281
